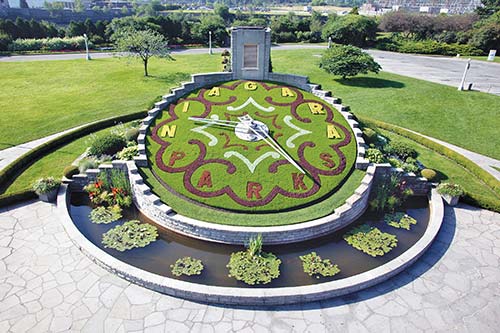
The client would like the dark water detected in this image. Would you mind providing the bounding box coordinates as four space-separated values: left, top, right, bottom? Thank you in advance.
70 193 429 288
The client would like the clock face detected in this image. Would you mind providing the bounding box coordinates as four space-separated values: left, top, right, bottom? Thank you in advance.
146 80 357 212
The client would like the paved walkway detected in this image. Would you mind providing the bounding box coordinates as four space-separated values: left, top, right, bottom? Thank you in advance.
0 124 87 172
0 199 499 332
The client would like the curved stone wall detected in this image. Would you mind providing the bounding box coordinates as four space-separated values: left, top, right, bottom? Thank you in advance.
56 185 444 306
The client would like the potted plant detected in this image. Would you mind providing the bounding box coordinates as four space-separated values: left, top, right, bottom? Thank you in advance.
32 177 61 203
437 183 464 206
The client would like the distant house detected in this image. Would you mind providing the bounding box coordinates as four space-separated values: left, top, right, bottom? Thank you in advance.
367 0 482 14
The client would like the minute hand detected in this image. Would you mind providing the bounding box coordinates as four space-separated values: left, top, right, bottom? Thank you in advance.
244 123 307 174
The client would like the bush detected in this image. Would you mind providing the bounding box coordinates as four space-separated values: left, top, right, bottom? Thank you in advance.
421 168 437 181
388 157 402 168
124 127 140 142
63 165 79 179
363 127 378 145
402 157 419 173
322 14 377 47
32 177 60 195
366 148 385 163
78 157 99 173
8 36 92 52
376 37 483 56
116 145 138 160
385 141 418 160
88 134 127 156
437 183 465 197
319 44 381 79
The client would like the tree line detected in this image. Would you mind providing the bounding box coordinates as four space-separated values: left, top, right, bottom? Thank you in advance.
1 0 498 55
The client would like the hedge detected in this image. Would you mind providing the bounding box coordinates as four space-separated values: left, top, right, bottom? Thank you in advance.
0 110 147 196
358 115 500 212
8 37 93 52
0 189 37 208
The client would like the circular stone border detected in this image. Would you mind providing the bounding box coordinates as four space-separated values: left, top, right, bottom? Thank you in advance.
56 184 444 306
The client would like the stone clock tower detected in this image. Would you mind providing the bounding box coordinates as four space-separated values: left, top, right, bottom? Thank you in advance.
230 26 271 81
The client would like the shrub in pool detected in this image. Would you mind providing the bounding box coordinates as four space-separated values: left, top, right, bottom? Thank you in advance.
421 168 437 181
366 148 385 163
171 257 204 277
363 127 378 145
89 205 122 224
299 252 341 279
63 165 79 179
369 173 413 213
344 224 398 257
227 235 281 285
88 134 127 157
78 157 99 173
102 220 158 251
384 212 417 230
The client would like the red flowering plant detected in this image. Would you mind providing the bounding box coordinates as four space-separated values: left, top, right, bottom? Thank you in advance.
84 170 132 208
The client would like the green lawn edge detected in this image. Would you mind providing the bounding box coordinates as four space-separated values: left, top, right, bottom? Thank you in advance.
139 166 366 226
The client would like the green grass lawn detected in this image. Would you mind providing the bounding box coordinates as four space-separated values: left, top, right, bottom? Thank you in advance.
271 49 500 160
4 123 130 194
0 54 217 150
469 56 500 63
380 129 500 206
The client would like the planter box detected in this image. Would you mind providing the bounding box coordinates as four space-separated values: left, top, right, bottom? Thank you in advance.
38 188 59 203
442 194 459 206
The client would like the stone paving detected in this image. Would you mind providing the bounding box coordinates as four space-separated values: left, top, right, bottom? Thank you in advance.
0 200 499 332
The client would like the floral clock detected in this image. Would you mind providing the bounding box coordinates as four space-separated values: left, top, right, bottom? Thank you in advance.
146 80 357 212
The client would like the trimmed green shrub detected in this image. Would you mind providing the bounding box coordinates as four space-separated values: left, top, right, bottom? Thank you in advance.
63 165 79 179
125 127 140 142
299 252 340 278
344 224 398 257
88 134 127 156
376 37 482 56
388 157 402 168
8 36 92 52
363 127 378 145
366 148 385 163
170 257 204 277
421 168 437 181
0 189 37 208
319 44 381 79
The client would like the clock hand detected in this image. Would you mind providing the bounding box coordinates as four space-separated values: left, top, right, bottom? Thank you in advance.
241 118 307 175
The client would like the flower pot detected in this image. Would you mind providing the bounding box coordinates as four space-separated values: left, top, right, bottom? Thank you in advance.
38 188 59 203
442 194 459 206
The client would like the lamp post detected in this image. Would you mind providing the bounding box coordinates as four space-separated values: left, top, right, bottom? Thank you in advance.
328 36 332 48
83 33 91 61
209 31 212 55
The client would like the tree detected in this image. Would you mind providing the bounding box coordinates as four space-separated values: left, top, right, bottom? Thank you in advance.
215 3 232 22
476 0 500 18
73 0 85 13
193 15 228 46
319 44 381 79
322 14 377 47
113 28 172 76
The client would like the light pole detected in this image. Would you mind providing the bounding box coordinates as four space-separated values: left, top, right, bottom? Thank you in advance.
209 31 212 55
458 59 471 91
83 33 91 61
328 36 332 48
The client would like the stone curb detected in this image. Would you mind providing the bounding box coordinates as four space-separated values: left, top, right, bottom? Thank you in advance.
55 185 444 306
